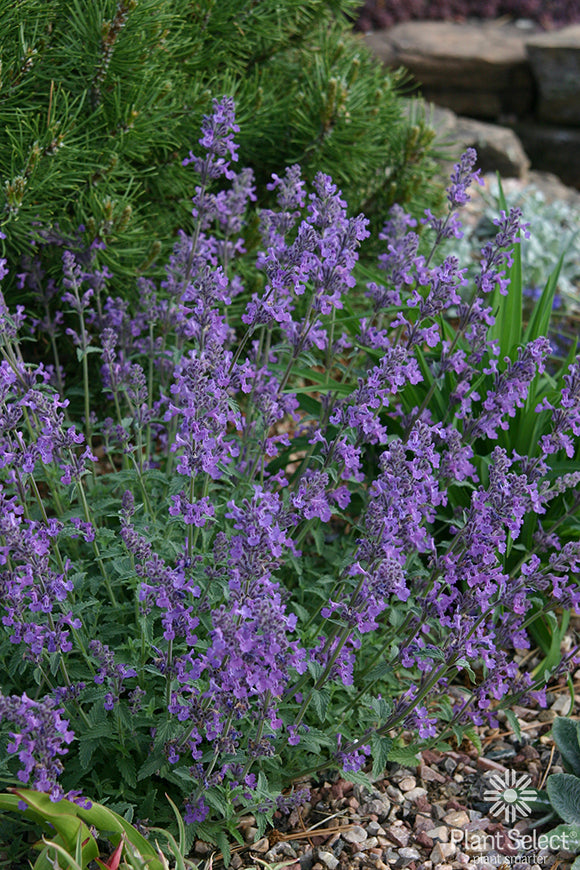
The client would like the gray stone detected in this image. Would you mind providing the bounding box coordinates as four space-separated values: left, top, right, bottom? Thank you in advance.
251 837 270 854
430 842 457 864
404 786 428 802
386 784 404 804
360 837 379 850
365 21 534 119
552 693 573 715
443 810 470 828
386 824 410 847
343 825 368 844
266 842 297 863
429 104 530 178
399 847 422 861
514 121 580 188
318 851 339 870
527 26 580 124
425 825 449 843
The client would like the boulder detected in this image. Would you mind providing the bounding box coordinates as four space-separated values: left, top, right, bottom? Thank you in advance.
526 25 580 124
514 120 580 188
364 21 535 119
429 104 530 178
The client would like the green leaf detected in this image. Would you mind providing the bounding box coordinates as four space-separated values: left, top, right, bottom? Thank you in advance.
118 754 137 788
165 792 186 857
464 727 482 755
37 838 84 870
388 745 420 766
552 718 580 777
216 830 230 866
6 790 95 859
311 688 330 723
546 824 580 854
205 789 230 818
370 734 393 780
137 750 165 781
504 710 522 743
523 253 563 345
78 738 98 771
339 768 372 788
547 774 580 824
489 176 523 358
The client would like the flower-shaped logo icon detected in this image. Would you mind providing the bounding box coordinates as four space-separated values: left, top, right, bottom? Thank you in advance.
484 770 537 823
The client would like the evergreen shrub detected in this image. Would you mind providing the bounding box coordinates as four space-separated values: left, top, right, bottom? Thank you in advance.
0 0 439 307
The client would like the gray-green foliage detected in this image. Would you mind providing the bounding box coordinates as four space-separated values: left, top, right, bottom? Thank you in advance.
545 718 580 868
0 0 439 302
443 181 580 315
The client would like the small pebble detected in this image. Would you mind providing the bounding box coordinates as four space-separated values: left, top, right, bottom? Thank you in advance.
399 776 417 792
476 757 506 773
386 824 410 847
419 763 447 784
386 785 404 804
343 825 368 844
552 694 573 716
443 810 470 827
415 832 434 849
251 837 270 853
414 815 435 834
399 847 421 860
194 841 211 855
426 826 449 843
361 837 379 850
415 795 432 813
405 787 428 802
230 855 242 870
430 842 457 863
318 852 338 870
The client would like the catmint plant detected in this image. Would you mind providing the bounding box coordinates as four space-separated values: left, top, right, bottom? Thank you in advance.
0 99 579 860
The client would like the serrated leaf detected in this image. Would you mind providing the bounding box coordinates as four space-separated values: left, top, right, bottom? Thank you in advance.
205 789 230 817
503 710 522 743
311 688 330 723
552 718 580 777
137 750 165 781
369 695 392 721
307 660 325 681
79 738 98 771
464 727 482 755
388 745 420 766
216 830 230 866
339 768 372 787
371 734 393 780
118 754 137 788
548 774 580 824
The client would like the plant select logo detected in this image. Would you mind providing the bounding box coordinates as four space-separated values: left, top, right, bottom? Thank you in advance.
483 770 537 823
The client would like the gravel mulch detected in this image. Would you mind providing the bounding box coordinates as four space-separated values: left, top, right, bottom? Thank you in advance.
194 645 579 867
